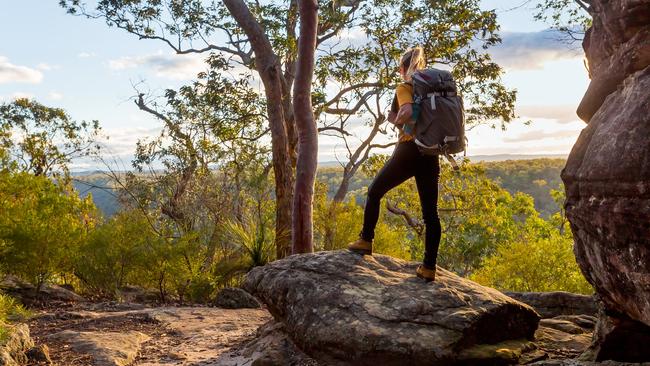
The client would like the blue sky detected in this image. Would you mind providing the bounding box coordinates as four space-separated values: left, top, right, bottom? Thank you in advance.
0 0 590 169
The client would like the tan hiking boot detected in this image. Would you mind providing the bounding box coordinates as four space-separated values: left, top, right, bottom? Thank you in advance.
347 238 373 255
416 264 436 282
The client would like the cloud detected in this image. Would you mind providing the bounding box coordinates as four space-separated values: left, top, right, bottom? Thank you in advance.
516 104 580 123
503 128 580 143
47 91 64 101
490 30 582 70
0 56 43 84
108 52 206 80
77 52 96 58
36 63 59 71
100 126 163 157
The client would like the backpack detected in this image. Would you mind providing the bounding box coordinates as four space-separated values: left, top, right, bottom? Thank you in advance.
410 68 466 170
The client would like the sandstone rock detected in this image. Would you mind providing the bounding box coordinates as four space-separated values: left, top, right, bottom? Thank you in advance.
576 0 650 121
117 285 160 304
213 321 318 366
552 315 597 330
214 287 262 309
579 310 650 362
25 344 52 364
139 307 272 365
504 292 597 318
0 323 33 366
565 66 650 329
46 330 150 366
244 250 540 365
0 275 86 304
562 0 650 361
534 325 592 359
540 318 591 335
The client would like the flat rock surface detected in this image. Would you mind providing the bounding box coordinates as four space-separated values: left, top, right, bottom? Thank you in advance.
28 305 271 365
244 250 541 365
46 330 150 366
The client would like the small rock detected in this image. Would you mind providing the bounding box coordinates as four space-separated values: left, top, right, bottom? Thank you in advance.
552 315 597 330
534 326 591 359
25 344 52 364
46 330 150 366
540 319 589 335
214 288 261 309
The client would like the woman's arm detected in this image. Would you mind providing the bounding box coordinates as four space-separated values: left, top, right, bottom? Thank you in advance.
388 103 413 125
388 83 414 125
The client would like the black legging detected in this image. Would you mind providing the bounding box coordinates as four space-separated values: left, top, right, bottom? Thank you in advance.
361 140 441 268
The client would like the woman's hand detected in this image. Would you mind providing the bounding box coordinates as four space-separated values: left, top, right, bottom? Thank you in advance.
393 103 413 125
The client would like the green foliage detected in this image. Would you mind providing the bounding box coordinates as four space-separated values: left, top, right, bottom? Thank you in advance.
470 224 592 294
74 210 159 298
313 181 412 259
0 171 98 289
0 293 31 342
0 98 101 178
0 293 30 323
219 219 275 270
483 159 566 217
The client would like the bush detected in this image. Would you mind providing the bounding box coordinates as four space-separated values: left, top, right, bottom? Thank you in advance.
0 292 30 342
470 223 592 294
0 171 97 288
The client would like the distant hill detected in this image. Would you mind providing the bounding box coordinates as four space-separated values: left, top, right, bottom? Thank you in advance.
72 174 122 218
74 158 567 219
482 158 566 216
318 154 567 167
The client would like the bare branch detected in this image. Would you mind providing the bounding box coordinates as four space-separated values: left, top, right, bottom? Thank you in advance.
318 126 352 136
386 201 424 236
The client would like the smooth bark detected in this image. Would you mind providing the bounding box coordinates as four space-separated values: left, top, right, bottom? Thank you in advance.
291 0 319 254
223 0 294 259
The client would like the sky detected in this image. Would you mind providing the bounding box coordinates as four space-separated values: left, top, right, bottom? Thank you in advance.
0 0 590 170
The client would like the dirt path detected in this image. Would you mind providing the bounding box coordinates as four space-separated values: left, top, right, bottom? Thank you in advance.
28 305 272 366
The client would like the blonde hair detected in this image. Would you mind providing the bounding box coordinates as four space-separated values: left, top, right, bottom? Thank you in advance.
400 46 426 80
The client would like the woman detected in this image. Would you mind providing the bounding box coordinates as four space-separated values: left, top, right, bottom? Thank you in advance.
347 46 441 282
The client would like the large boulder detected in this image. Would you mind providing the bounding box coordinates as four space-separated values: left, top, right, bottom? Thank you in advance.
0 276 86 305
244 250 540 365
503 292 597 318
562 0 650 361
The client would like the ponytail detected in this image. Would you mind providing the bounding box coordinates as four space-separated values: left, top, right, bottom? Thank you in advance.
400 46 426 81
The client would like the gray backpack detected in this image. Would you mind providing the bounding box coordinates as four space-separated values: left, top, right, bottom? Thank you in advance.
411 69 466 169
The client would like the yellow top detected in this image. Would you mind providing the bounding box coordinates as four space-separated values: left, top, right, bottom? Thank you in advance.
395 83 414 142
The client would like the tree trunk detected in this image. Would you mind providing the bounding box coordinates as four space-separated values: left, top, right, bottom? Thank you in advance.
291 0 319 254
223 0 294 259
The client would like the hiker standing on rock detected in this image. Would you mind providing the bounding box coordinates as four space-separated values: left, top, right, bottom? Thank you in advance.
348 46 442 282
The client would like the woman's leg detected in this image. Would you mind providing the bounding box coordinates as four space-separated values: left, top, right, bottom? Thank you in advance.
414 154 441 268
360 143 418 241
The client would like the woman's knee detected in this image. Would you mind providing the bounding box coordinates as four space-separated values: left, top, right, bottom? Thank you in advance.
367 183 386 201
